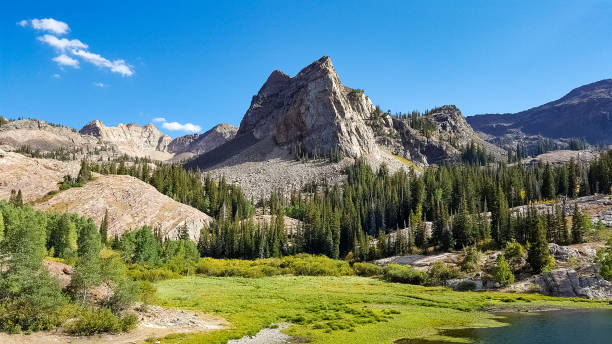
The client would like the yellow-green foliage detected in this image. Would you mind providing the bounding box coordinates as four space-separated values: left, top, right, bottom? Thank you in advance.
153 275 610 344
352 262 383 277
196 254 355 278
65 307 137 335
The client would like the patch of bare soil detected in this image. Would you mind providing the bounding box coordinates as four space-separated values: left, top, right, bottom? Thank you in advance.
0 305 229 344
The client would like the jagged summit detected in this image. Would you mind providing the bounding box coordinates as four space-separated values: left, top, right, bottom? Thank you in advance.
80 120 171 151
237 55 377 158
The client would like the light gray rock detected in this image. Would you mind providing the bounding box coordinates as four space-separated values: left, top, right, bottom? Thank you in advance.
446 278 484 291
237 56 377 158
548 243 580 262
535 267 612 299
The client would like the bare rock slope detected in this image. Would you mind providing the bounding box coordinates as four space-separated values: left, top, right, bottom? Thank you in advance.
35 174 212 241
80 120 173 160
0 149 79 202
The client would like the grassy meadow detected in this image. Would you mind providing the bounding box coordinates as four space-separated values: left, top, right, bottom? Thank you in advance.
151 274 611 344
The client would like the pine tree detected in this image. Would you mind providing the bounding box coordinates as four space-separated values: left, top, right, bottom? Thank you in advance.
70 221 102 303
527 216 553 274
568 158 578 198
542 163 556 200
99 209 109 245
571 204 588 244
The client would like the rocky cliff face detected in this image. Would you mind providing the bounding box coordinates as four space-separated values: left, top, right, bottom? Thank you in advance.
80 120 174 159
0 119 103 153
238 56 377 158
168 123 237 156
373 105 505 164
468 79 612 146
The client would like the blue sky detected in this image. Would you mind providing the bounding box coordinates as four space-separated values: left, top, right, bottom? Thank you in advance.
1 1 611 137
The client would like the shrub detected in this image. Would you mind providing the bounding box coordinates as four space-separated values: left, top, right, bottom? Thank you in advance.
353 262 383 277
426 261 464 286
595 239 612 281
460 247 481 273
492 254 515 287
128 266 181 282
65 307 137 335
382 264 427 285
504 239 526 266
195 255 354 278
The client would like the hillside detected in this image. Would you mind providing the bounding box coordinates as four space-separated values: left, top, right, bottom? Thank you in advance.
34 174 213 241
0 118 237 162
0 149 79 202
468 79 612 146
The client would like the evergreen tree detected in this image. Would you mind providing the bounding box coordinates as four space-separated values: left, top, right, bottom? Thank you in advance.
527 216 553 273
99 209 109 245
70 221 102 303
542 163 556 200
571 204 588 244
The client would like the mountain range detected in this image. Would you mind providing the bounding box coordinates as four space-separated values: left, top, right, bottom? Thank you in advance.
468 79 612 146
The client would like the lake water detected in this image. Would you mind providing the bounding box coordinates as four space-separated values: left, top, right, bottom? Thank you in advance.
396 310 612 344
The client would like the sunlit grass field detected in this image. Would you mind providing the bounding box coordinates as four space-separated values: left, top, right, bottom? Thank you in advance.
152 275 610 344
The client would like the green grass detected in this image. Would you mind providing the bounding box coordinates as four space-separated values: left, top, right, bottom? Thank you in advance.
152 275 610 344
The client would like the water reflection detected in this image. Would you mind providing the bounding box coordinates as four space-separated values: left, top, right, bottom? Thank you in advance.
394 310 612 344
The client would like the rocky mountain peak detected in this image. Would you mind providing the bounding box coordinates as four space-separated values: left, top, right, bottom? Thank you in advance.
237 56 376 158
168 122 238 156
80 120 172 154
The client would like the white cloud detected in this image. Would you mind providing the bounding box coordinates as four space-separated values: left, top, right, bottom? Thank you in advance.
93 82 105 87
52 73 61 78
22 19 134 77
152 117 166 123
71 49 134 77
161 121 202 133
31 18 70 34
38 34 87 51
52 54 79 67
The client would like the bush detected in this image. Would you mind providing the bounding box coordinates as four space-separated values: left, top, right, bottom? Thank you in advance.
492 254 515 287
595 239 612 281
128 266 181 282
461 247 481 273
382 264 427 285
426 261 464 286
504 239 526 271
195 254 354 278
353 262 383 277
65 307 137 335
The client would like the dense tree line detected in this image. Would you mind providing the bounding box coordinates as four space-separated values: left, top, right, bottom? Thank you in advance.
88 149 612 262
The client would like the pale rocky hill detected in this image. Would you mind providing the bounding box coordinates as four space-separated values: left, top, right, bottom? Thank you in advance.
0 117 237 162
0 149 79 202
80 120 174 160
0 119 114 157
35 174 213 241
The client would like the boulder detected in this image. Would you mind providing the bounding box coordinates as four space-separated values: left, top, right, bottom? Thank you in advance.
535 267 612 299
